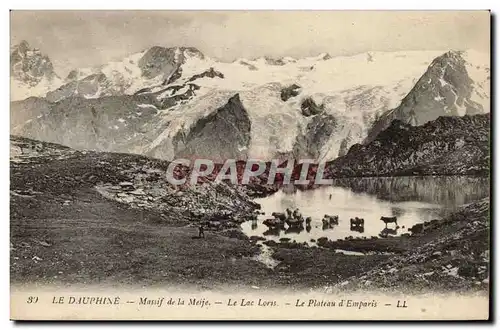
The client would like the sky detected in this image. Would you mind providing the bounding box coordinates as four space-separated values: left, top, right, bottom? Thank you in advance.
10 10 490 77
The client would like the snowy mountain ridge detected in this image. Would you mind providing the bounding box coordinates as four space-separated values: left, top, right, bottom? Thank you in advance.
10 42 490 162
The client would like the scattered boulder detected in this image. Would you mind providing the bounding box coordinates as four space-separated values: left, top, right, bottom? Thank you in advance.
300 97 325 116
280 84 301 101
317 237 329 247
458 264 478 278
249 236 266 242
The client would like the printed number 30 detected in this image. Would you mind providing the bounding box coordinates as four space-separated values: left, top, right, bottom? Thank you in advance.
27 296 38 304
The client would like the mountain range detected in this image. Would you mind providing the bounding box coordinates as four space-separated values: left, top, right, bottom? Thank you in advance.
10 40 490 163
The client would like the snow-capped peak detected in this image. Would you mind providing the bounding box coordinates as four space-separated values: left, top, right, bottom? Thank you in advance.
10 40 62 101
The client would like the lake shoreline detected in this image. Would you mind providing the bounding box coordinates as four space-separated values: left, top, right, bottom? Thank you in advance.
245 173 490 199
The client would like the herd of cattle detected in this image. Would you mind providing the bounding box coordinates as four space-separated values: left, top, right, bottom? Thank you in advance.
196 207 442 239
258 208 400 235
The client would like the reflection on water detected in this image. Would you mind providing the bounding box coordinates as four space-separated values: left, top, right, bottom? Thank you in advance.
241 176 489 243
331 176 489 206
379 227 398 238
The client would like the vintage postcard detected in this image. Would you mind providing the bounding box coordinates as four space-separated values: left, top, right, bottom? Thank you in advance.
10 10 491 320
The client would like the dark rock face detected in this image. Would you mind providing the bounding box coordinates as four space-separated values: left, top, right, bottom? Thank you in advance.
153 83 200 110
134 68 218 110
187 67 224 82
301 97 325 116
327 114 490 177
322 53 332 60
173 94 252 162
138 46 176 79
239 61 258 71
11 40 59 86
293 114 337 160
366 51 486 143
135 83 201 110
166 66 183 85
280 84 301 101
264 57 285 66
65 69 80 81
138 46 182 84
139 46 204 80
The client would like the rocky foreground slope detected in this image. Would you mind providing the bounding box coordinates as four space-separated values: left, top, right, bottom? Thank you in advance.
326 199 490 293
326 114 490 177
10 136 260 224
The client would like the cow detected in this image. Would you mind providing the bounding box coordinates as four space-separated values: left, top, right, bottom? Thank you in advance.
263 218 283 228
271 212 287 221
323 215 339 225
329 215 339 224
380 216 398 227
286 217 304 228
292 208 301 219
322 222 332 231
350 217 364 227
350 217 365 233
203 220 222 231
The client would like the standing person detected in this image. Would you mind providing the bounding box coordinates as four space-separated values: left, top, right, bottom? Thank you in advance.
198 224 205 238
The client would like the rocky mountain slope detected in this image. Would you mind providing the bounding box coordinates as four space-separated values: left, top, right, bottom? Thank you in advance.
326 114 490 177
365 51 490 143
10 41 63 101
10 42 490 162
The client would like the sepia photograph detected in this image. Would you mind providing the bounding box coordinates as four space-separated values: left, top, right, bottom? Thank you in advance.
9 9 491 320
